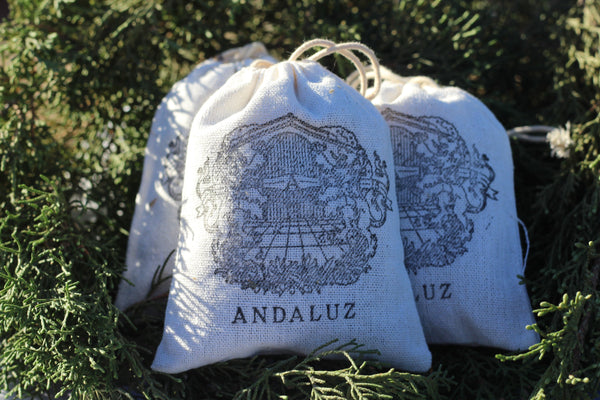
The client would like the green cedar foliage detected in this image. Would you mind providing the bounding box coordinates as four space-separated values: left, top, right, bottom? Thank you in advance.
0 0 599 398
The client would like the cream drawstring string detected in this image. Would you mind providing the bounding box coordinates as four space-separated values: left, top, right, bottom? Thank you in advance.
506 125 556 143
507 124 573 158
288 39 381 100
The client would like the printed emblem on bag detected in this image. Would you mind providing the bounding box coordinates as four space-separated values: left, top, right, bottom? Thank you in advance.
160 135 186 201
159 60 252 202
382 109 497 274
196 113 391 295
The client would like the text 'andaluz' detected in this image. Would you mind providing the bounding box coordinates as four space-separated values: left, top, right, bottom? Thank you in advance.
232 303 357 324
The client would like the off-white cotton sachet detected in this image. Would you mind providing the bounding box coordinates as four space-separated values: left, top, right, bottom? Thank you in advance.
365 70 539 350
116 43 276 311
152 41 431 373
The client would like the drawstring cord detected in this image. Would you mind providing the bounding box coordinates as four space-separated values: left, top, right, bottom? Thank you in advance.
289 39 381 100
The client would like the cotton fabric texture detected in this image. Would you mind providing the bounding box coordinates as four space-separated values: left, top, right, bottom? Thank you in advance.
115 43 276 311
370 75 539 350
152 57 431 373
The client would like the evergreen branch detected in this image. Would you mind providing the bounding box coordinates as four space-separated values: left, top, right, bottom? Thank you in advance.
234 340 450 400
498 291 595 397
574 253 600 370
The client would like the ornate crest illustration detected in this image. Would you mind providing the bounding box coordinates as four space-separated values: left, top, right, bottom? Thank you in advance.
196 113 392 295
381 109 497 274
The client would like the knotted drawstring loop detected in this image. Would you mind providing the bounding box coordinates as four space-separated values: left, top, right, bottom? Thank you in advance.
289 39 381 100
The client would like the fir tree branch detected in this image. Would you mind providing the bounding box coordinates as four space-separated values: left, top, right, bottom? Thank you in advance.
574 252 600 370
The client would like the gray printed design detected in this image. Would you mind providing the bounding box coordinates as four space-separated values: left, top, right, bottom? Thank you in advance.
381 109 497 274
196 113 391 295
158 60 251 202
160 135 186 201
